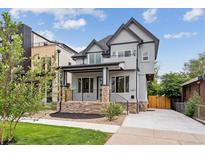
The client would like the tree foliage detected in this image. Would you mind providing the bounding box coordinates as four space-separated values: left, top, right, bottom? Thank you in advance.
147 63 161 95
185 92 202 117
160 72 190 98
184 52 205 78
0 12 55 144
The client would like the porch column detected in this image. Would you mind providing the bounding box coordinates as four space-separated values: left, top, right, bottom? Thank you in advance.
103 67 107 85
102 67 109 103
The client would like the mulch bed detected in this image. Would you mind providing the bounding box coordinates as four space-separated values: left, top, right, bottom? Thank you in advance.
31 110 126 126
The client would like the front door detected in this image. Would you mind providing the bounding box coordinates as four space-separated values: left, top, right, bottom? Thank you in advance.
97 76 103 100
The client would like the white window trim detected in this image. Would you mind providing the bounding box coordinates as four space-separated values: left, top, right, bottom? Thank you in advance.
88 52 102 64
142 51 149 62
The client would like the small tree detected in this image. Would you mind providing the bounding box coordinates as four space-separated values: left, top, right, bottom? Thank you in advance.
102 102 123 121
185 92 202 117
0 12 55 144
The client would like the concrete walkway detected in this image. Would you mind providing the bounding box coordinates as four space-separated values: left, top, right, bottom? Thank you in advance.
106 127 205 145
20 117 120 133
123 109 205 134
106 109 205 145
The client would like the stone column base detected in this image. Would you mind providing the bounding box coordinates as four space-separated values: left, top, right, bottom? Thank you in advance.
101 85 109 103
139 101 148 112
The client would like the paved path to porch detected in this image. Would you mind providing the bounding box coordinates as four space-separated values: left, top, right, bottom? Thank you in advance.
106 109 205 145
20 117 120 133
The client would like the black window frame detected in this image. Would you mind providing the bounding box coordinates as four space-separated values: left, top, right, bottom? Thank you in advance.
111 76 129 93
78 78 94 93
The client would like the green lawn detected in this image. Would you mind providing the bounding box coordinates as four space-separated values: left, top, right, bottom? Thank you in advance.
12 122 111 145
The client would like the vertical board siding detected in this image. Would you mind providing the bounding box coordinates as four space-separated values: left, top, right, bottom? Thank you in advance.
148 96 171 109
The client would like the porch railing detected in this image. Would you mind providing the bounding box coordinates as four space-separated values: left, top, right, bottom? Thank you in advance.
110 93 129 115
66 89 101 102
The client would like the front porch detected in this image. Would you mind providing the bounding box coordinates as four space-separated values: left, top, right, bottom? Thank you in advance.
60 62 126 103
59 62 138 114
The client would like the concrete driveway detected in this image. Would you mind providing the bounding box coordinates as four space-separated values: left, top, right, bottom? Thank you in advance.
106 109 205 145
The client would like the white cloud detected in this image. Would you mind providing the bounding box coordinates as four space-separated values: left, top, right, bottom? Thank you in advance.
10 8 106 30
54 18 86 30
164 32 198 39
10 8 106 20
38 30 55 41
142 9 158 23
183 9 204 22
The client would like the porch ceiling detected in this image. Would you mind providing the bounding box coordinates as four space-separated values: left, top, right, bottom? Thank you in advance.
60 61 125 73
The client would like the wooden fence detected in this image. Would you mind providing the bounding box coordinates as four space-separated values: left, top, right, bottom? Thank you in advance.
148 96 171 109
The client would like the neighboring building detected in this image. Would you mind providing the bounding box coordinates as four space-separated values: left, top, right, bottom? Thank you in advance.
31 31 77 103
60 17 159 113
181 76 205 104
1 24 77 103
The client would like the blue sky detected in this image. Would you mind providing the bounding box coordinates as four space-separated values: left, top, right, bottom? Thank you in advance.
0 8 205 75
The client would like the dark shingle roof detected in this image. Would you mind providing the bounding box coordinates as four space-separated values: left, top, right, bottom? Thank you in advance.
72 35 112 58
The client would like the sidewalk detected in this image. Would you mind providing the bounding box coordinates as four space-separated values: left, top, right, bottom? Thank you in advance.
20 117 120 133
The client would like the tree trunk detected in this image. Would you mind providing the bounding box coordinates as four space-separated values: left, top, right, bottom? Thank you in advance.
0 113 6 144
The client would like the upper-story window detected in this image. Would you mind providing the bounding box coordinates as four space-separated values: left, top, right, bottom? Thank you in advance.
88 53 102 64
142 51 149 61
112 50 132 58
124 50 131 57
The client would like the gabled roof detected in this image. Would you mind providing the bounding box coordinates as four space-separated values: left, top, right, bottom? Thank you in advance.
72 35 112 58
106 24 143 45
73 17 159 59
125 17 159 59
181 76 204 86
32 31 77 54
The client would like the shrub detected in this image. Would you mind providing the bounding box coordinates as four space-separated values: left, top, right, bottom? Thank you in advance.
102 102 123 121
185 92 202 117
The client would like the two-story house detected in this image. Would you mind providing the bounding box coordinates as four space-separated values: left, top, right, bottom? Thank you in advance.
60 17 159 113
31 31 77 103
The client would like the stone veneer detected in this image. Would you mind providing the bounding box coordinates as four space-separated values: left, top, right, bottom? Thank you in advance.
58 101 108 114
101 85 109 104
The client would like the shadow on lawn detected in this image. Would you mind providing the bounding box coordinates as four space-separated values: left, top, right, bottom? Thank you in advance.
49 112 104 119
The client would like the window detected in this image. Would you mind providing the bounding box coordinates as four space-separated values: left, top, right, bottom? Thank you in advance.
117 50 132 57
142 51 149 61
78 78 94 93
90 78 93 93
95 53 101 64
116 76 124 92
89 54 95 64
125 76 129 92
111 77 116 92
82 78 89 93
112 51 116 57
88 53 102 64
78 79 81 93
125 50 131 57
118 51 124 57
111 76 129 93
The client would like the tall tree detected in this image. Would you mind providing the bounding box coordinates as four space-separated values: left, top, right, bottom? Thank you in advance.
0 12 55 144
184 52 205 78
160 72 190 98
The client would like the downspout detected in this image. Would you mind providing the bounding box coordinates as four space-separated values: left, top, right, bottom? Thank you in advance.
136 41 143 113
